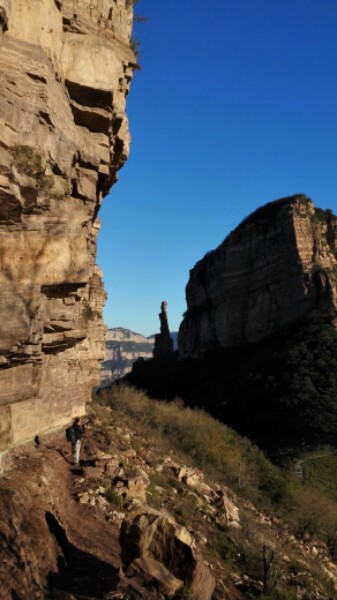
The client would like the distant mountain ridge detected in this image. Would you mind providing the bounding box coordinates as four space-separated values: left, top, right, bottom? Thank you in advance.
101 327 177 384
106 327 156 345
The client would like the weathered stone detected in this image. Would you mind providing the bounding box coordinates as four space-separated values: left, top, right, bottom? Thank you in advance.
0 0 135 450
0 405 11 450
179 196 337 357
120 509 197 582
78 492 90 504
123 448 137 458
105 458 121 477
127 556 183 597
190 561 216 600
96 451 114 460
96 495 108 510
120 508 217 599
185 474 213 497
83 466 105 480
215 489 240 527
127 477 148 502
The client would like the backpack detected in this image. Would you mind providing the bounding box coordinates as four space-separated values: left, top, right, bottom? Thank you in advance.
65 425 76 443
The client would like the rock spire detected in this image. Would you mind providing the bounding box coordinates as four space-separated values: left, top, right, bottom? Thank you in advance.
153 301 174 359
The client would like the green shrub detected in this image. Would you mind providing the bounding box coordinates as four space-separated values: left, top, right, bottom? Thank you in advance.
82 299 96 323
38 174 69 197
13 145 43 176
209 527 237 563
105 488 124 509
300 446 337 501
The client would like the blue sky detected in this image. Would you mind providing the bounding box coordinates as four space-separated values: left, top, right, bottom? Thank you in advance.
97 0 337 337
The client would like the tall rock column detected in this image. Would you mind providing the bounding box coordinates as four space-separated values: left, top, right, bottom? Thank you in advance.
153 301 174 359
0 0 136 451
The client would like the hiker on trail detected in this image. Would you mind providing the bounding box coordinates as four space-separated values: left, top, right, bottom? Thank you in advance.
71 417 85 465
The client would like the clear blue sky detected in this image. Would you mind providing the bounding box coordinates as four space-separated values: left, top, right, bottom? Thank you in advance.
97 0 337 337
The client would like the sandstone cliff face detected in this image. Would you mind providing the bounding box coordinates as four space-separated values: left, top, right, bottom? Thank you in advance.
179 196 337 357
0 0 135 450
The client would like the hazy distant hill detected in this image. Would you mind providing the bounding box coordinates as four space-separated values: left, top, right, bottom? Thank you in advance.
101 327 177 384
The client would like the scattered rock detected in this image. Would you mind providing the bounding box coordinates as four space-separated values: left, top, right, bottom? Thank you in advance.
104 460 120 477
214 489 240 528
127 477 148 502
78 492 90 504
1 409 333 599
123 449 137 458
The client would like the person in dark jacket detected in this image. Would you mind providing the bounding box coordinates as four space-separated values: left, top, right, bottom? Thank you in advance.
72 417 85 465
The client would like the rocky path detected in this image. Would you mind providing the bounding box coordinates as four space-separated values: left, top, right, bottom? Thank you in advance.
0 408 243 600
1 402 336 600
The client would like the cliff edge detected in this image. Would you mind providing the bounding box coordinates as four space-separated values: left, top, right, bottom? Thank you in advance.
0 0 135 451
179 195 337 357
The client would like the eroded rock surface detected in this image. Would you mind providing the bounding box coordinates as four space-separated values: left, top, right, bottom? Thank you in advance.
179 195 337 357
0 0 135 449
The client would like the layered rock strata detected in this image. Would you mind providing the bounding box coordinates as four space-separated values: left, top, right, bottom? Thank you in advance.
0 0 135 450
179 195 337 357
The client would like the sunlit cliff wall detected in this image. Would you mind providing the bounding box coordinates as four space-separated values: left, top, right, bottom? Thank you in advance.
0 0 135 450
179 195 337 357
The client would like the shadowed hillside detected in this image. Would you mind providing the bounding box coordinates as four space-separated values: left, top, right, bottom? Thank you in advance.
126 311 337 457
125 197 337 457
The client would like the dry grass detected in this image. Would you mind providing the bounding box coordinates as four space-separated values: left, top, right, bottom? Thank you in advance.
94 384 292 511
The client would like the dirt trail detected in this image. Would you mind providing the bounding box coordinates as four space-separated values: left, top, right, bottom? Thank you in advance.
0 430 123 599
